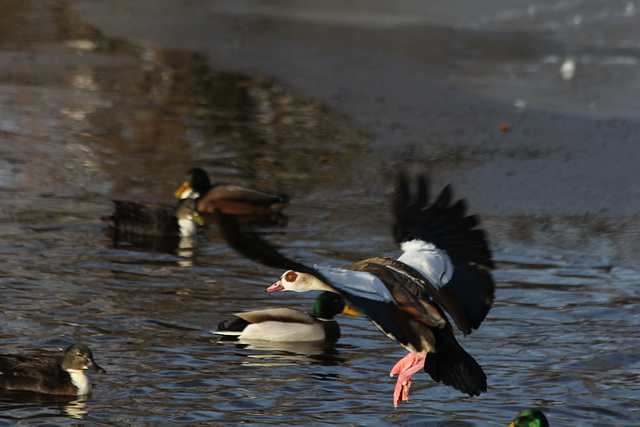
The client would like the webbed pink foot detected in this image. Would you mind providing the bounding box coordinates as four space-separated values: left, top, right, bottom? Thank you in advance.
390 352 426 408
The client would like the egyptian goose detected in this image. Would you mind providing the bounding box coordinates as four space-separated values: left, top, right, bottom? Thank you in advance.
215 174 495 407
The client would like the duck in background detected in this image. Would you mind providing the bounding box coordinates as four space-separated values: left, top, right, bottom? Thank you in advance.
175 168 289 225
215 291 359 343
215 173 495 408
102 198 203 237
0 344 106 396
509 408 549 427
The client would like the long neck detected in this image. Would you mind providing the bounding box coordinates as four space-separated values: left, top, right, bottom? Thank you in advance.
297 273 335 292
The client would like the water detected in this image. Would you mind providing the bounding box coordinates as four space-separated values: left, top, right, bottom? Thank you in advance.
0 1 639 425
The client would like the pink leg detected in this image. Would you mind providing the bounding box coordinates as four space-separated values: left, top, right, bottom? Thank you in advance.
390 352 426 408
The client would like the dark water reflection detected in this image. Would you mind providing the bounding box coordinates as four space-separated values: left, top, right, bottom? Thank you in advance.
0 2 639 426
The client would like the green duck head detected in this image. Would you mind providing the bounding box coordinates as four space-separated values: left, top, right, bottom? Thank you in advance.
312 291 359 319
509 408 549 427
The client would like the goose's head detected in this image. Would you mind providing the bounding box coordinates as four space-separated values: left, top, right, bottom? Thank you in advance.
267 270 332 293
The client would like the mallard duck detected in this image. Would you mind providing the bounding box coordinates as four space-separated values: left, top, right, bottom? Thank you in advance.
215 173 495 407
102 198 203 237
215 291 358 342
0 344 106 396
509 408 549 427
174 168 289 216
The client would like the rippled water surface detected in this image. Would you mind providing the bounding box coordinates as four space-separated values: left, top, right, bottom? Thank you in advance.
0 2 639 426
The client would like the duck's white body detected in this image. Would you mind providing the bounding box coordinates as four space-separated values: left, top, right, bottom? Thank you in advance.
216 308 328 341
215 292 347 343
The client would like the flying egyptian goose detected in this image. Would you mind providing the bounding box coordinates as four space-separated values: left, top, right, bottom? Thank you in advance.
175 168 289 218
102 198 203 237
215 173 495 407
0 344 106 396
215 291 358 343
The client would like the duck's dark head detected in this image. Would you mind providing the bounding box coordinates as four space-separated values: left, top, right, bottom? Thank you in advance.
62 344 106 374
312 291 360 319
175 168 211 199
509 408 549 427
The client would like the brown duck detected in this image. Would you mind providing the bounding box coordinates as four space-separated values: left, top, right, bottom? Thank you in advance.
175 168 289 217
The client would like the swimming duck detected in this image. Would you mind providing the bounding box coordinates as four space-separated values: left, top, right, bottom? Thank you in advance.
215 291 358 342
174 168 289 217
509 408 549 427
102 198 203 237
215 173 495 407
0 344 106 396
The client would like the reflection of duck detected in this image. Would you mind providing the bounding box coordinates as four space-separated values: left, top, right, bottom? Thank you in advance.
216 173 495 408
175 168 289 217
103 198 203 237
0 344 106 396
509 408 549 427
215 292 358 343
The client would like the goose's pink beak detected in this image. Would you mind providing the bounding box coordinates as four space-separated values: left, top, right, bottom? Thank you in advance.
266 280 284 292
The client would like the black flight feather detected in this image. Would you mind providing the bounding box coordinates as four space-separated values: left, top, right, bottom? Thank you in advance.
423 323 487 396
215 209 310 274
392 174 495 335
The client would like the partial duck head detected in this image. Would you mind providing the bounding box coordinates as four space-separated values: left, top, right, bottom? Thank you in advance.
509 408 549 427
175 168 211 199
62 344 106 374
311 291 360 319
312 291 345 319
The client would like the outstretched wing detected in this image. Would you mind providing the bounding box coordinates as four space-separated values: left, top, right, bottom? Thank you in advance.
393 175 493 269
215 210 413 347
215 209 311 273
392 174 495 335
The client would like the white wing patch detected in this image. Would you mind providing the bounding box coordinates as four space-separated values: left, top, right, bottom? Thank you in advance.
316 266 396 303
397 240 453 288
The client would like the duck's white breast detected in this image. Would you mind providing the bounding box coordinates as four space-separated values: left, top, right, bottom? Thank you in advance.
67 369 92 395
